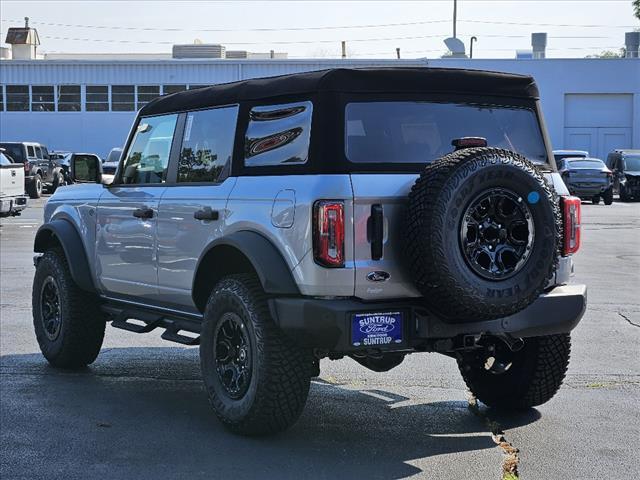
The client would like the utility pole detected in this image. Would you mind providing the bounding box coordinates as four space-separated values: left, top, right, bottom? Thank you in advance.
453 0 457 38
396 47 401 59
341 41 346 59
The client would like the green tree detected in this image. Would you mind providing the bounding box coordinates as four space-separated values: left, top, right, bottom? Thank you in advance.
586 48 626 58
634 0 640 20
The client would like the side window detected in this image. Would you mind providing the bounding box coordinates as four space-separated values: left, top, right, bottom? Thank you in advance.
244 101 312 167
120 114 178 185
178 106 238 183
35 147 43 159
27 145 35 158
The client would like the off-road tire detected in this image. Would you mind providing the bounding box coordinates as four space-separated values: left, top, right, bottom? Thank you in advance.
619 185 630 202
50 171 64 194
591 195 600 205
28 174 43 199
200 274 312 436
32 248 106 368
458 334 571 409
603 188 613 205
404 147 561 322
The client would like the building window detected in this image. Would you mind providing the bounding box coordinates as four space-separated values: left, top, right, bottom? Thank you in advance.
136 85 160 109
86 85 109 111
245 101 313 167
0 86 4 111
57 85 81 112
163 85 186 95
6 85 30 111
188 85 209 90
31 86 55 112
111 85 135 111
178 106 238 183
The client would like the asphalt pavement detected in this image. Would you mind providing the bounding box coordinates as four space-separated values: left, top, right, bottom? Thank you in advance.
1 196 639 479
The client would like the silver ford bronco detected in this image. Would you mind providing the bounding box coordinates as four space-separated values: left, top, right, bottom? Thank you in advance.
32 68 586 435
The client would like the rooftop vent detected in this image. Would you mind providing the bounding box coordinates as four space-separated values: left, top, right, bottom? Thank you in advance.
531 32 547 59
172 43 225 59
625 32 639 58
4 17 40 60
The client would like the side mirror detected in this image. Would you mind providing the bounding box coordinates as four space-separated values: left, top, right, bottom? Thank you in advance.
70 155 103 184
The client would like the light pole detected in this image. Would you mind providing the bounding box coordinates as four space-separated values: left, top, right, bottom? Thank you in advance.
453 0 457 38
470 36 477 58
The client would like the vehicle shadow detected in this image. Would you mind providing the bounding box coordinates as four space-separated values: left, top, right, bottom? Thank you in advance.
0 347 540 479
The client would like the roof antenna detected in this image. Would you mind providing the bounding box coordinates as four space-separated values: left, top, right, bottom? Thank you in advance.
396 47 401 59
341 41 346 59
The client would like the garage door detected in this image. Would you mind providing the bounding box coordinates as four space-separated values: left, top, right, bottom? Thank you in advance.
564 94 633 160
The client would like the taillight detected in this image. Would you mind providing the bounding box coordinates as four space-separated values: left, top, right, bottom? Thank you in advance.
313 200 345 267
24 162 29 172
562 196 581 256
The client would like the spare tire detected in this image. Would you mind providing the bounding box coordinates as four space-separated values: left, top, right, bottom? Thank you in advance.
404 147 561 322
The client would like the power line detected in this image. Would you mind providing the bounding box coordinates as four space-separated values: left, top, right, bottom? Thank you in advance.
0 18 450 32
2 17 636 32
29 32 619 47
461 19 638 28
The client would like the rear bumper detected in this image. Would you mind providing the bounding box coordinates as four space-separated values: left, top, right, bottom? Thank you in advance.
567 184 611 198
269 284 587 353
0 195 28 214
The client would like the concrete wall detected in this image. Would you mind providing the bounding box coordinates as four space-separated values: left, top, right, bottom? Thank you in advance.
1 58 638 158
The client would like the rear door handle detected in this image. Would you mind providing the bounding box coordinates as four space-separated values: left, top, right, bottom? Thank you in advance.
194 207 219 221
132 207 154 219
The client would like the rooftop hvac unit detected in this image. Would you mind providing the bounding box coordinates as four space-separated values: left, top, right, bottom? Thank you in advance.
172 44 226 59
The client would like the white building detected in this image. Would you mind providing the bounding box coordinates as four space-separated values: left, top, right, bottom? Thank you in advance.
1 29 639 159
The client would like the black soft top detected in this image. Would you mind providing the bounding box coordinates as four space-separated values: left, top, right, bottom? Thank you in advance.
140 67 539 116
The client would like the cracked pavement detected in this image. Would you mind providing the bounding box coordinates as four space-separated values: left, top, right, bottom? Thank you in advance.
1 197 639 479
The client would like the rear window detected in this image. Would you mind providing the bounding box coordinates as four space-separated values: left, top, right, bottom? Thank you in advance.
0 152 12 165
555 152 587 161
345 101 548 165
0 144 25 163
568 159 604 169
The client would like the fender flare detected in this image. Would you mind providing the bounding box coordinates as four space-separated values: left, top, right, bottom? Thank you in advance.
34 219 96 292
193 231 300 297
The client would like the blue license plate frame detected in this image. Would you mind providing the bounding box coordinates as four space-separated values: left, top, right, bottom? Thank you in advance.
351 311 404 348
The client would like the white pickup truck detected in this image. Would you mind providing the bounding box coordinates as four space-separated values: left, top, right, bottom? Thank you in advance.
0 150 28 217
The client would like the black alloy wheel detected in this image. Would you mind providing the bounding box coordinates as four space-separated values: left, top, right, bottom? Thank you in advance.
40 276 62 341
460 188 535 281
213 312 252 399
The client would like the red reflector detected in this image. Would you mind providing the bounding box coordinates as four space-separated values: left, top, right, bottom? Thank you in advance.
562 196 581 256
313 200 345 268
452 137 488 150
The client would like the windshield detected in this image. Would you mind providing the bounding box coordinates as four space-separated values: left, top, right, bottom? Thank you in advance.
624 155 640 171
106 148 122 164
345 102 548 165
568 159 605 169
0 144 25 163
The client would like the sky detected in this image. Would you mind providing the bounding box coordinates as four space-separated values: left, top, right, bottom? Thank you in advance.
1 0 638 59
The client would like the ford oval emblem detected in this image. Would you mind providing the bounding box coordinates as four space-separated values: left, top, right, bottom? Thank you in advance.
367 271 390 282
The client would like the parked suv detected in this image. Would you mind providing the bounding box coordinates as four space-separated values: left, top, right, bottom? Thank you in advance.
0 142 65 198
32 68 586 435
606 149 640 201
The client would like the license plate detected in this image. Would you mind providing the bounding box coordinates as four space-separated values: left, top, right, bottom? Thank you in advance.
351 312 403 347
